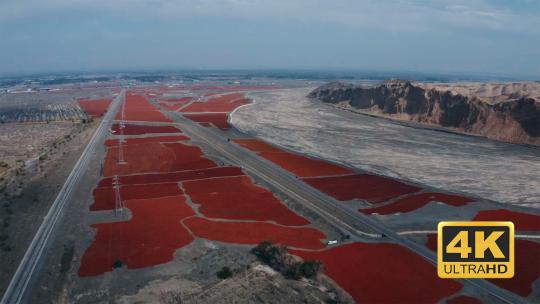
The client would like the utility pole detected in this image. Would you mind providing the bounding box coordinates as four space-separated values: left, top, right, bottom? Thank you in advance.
118 92 127 165
113 175 124 217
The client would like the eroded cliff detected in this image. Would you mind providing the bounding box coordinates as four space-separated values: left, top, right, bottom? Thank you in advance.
308 80 539 146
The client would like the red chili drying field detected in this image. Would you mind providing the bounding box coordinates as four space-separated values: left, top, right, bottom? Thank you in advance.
115 93 172 122
161 97 193 103
78 98 112 118
111 124 182 135
473 209 540 231
234 138 353 177
158 97 193 111
234 138 435 208
233 138 284 153
91 182 183 211
98 167 243 187
183 175 310 226
104 135 189 147
184 113 231 130
425 234 540 297
180 93 249 113
361 192 474 215
259 151 354 178
303 174 421 202
79 196 195 277
103 142 216 176
291 242 462 303
184 217 326 250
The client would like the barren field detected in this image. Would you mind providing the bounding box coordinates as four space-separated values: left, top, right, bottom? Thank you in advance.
0 122 73 167
0 120 98 295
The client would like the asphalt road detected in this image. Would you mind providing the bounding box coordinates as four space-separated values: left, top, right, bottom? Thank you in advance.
168 111 527 304
0 90 125 304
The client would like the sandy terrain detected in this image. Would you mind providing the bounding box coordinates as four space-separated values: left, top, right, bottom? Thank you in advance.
0 120 98 295
231 88 540 207
0 123 73 166
419 82 540 104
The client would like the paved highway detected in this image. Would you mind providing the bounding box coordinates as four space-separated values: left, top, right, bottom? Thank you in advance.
167 111 527 304
0 90 125 304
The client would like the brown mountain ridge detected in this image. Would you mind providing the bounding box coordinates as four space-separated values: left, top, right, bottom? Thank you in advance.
308 79 540 146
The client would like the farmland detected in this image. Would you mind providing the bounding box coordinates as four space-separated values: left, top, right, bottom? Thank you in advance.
4 82 538 304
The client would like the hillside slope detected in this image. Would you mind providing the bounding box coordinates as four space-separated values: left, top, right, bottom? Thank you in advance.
308 80 540 146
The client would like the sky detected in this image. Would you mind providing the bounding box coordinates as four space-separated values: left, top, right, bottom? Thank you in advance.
0 0 539 78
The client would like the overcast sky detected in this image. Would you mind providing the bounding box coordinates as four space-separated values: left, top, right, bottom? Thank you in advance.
0 0 539 78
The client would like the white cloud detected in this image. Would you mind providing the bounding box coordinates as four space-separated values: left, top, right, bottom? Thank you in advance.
0 0 538 34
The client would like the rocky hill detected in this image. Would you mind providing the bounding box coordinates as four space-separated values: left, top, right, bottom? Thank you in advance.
308 80 540 146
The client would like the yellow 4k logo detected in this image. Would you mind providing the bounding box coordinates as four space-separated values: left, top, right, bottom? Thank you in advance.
438 221 514 279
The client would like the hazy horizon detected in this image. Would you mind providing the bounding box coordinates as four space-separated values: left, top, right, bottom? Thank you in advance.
1 0 539 78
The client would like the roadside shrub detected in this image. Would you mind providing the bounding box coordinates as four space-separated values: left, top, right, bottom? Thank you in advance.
251 241 289 270
300 260 323 278
252 241 323 280
159 290 183 304
283 262 303 280
216 266 233 279
60 244 75 274
112 259 123 269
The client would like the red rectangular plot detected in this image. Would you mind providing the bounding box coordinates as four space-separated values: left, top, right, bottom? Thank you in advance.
91 182 183 211
291 243 462 303
161 97 193 103
98 166 243 187
259 151 354 178
425 235 540 297
360 192 473 215
104 135 189 147
111 124 182 135
115 93 172 122
159 103 186 111
180 93 249 113
79 196 195 277
302 174 421 202
473 209 540 231
103 142 217 176
183 175 310 226
78 98 112 118
233 138 284 153
184 113 231 130
235 138 354 177
184 217 326 250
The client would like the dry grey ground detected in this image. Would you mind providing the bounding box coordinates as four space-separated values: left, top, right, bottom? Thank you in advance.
231 88 540 207
0 123 73 167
